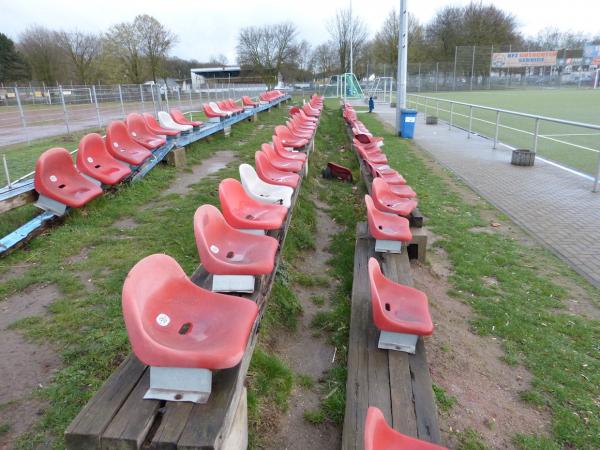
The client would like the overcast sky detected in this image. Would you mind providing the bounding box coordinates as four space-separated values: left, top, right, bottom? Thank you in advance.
2 0 598 63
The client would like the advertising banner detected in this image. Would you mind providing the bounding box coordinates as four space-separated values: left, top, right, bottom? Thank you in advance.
583 45 600 65
491 51 557 68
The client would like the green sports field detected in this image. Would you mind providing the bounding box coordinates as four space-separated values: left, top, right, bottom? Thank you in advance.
408 89 600 175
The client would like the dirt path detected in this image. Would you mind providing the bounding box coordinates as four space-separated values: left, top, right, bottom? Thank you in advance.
415 237 551 449
265 198 342 450
0 284 62 449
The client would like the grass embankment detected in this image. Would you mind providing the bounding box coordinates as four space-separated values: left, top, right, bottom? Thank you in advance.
0 106 292 449
246 100 363 447
358 111 600 449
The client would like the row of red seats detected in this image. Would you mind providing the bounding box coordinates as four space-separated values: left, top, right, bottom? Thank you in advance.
121 94 323 404
343 103 445 450
33 108 204 210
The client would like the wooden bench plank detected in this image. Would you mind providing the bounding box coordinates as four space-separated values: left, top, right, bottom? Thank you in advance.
342 222 441 448
149 403 194 450
101 369 160 450
64 354 146 449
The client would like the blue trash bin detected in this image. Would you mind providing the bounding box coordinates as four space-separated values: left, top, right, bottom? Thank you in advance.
400 108 417 139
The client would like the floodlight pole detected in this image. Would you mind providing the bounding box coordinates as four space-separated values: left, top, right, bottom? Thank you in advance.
395 0 408 135
349 0 353 75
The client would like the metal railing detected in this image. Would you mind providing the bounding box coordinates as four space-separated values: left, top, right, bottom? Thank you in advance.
407 94 600 192
0 82 268 188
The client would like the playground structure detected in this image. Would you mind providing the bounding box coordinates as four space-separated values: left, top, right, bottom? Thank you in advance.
364 76 395 104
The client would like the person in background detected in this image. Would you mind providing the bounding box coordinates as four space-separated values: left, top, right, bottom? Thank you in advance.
368 96 375 113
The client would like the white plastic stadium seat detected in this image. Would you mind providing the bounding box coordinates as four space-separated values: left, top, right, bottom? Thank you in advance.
239 164 293 208
158 111 193 132
209 102 233 117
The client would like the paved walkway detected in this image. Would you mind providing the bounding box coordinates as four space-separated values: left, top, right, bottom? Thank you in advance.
374 105 600 288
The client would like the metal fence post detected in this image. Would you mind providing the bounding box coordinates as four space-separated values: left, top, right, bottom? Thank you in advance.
453 46 458 90
533 118 540 153
468 105 473 138
3 154 12 189
493 111 500 149
189 87 193 109
594 153 600 192
92 85 101 127
164 86 169 110
118 84 125 117
150 84 157 115
470 46 476 91
59 85 70 133
88 87 93 104
449 102 454 130
139 84 145 112
177 88 182 108
13 86 30 144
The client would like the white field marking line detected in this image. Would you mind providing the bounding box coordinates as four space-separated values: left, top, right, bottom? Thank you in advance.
540 132 600 137
497 141 595 181
415 101 599 153
411 108 597 182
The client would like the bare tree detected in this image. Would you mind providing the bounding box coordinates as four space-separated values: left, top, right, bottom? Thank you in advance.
528 27 591 50
237 22 299 83
104 22 145 83
18 25 66 84
328 8 368 73
310 42 338 77
134 15 177 82
57 30 101 84
372 10 426 67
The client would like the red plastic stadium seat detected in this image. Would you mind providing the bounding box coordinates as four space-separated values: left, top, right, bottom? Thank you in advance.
364 407 446 450
374 177 416 199
255 151 300 189
34 147 103 208
274 125 308 149
272 136 307 162
194 204 279 275
203 103 228 118
77 133 132 185
219 178 287 231
365 195 412 242
122 253 258 369
224 99 244 114
170 108 203 127
143 113 180 137
261 143 303 172
356 145 388 165
106 121 153 165
242 96 259 107
302 103 320 117
126 113 166 149
375 169 407 185
368 258 434 336
371 178 417 216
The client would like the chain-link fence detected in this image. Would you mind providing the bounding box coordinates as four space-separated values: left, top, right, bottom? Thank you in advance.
0 80 267 148
363 45 598 94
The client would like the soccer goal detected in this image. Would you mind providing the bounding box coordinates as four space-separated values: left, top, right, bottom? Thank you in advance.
594 69 600 89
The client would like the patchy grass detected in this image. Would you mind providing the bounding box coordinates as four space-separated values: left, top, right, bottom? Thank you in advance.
296 374 315 389
358 111 600 448
454 429 490 450
433 384 457 414
303 409 326 425
0 105 292 449
310 294 325 307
